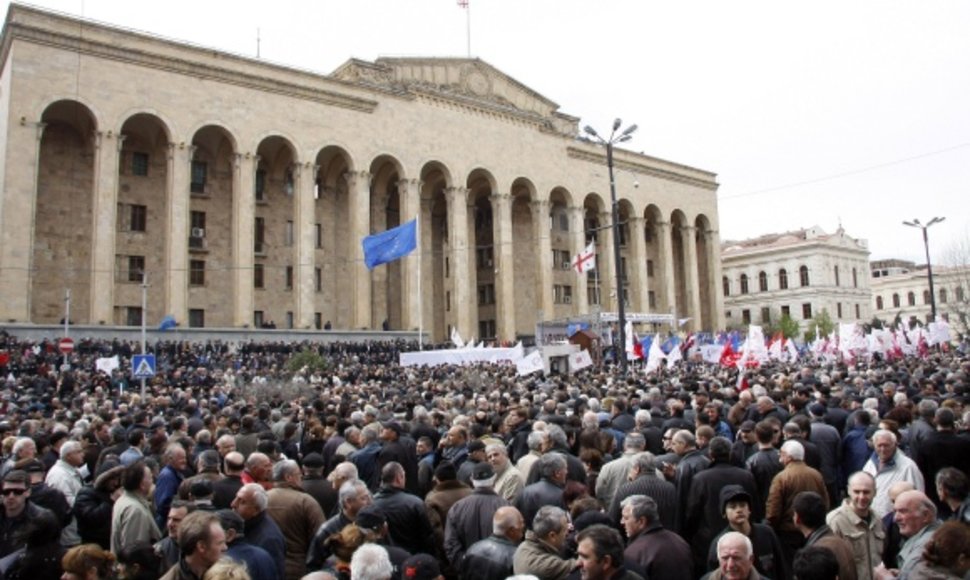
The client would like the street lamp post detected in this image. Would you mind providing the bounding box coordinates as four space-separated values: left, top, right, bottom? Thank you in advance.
584 119 637 373
903 217 945 322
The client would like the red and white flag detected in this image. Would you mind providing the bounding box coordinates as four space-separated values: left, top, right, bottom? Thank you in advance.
572 243 596 275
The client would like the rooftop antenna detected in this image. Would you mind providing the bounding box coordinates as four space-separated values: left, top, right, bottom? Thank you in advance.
257 27 261 58
457 0 470 57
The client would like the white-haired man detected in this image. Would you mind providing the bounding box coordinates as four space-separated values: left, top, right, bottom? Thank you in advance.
863 430 924 519
702 531 764 579
765 440 828 565
350 543 393 580
45 439 85 545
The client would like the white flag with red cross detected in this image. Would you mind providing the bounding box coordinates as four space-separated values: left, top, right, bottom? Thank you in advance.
572 243 596 275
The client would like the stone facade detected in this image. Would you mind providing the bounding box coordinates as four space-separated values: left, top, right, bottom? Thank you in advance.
0 5 723 340
721 226 872 334
870 259 969 332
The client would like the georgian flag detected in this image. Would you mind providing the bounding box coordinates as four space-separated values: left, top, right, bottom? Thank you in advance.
572 243 596 275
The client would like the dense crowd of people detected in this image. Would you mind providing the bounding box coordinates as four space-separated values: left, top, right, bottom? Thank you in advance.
0 329 968 580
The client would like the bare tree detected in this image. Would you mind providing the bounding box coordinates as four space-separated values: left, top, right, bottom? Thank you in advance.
941 224 970 336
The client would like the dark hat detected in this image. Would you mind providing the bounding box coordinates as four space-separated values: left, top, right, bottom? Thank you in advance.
467 440 486 453
302 453 325 468
739 420 755 433
400 553 441 580
190 479 213 499
808 403 827 418
217 509 245 537
381 421 403 436
355 505 386 532
17 458 45 474
719 484 752 514
471 463 495 481
434 462 457 482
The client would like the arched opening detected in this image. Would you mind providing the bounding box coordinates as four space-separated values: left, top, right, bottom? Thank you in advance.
670 210 690 321
369 155 404 330
253 136 297 328
583 194 607 309
313 146 354 329
695 214 714 329
549 187 574 317
420 162 452 341
643 205 664 313
468 169 496 341
511 177 537 338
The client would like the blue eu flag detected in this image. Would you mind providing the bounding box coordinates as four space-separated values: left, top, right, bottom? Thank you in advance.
362 219 418 270
158 315 177 331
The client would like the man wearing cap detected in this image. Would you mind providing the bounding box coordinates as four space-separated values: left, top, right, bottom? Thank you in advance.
301 452 338 515
457 439 488 486
352 504 413 574
372 461 434 556
706 485 787 580
826 471 884 580
444 461 510 568
378 420 419 496
400 553 443 580
425 461 471 565
218 508 279 580
267 458 326 579
730 421 758 466
461 506 525 580
74 459 124 549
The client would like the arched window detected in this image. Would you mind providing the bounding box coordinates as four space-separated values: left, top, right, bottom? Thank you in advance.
892 293 900 308
907 292 916 306
957 287 965 302
740 274 749 295
722 276 730 297
923 290 931 305
758 271 768 292
852 268 858 288
834 265 840 287
876 296 884 310
799 265 810 287
779 269 789 290
940 288 948 304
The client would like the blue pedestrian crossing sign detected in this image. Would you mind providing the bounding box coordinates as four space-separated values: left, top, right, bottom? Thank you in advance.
132 354 156 379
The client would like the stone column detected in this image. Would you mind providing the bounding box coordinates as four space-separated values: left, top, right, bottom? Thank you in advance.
370 192 388 329
399 179 422 331
294 162 316 329
598 211 615 313
345 171 372 329
683 225 702 332
531 200 554 322
569 207 589 315
420 196 434 338
0 122 46 322
89 131 125 324
165 142 194 325
231 153 257 327
657 220 677 319
629 216 650 314
446 187 472 339
706 228 726 330
491 193 515 341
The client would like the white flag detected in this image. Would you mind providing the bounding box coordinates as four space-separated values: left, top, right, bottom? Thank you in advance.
95 355 120 375
572 243 596 275
450 327 465 348
516 351 545 376
569 349 594 373
645 334 665 374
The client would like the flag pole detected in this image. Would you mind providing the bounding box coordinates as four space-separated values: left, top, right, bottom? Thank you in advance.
417 218 423 351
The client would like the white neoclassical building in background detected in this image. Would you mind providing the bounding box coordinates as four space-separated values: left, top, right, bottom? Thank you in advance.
720 226 872 334
870 259 969 330
0 5 725 341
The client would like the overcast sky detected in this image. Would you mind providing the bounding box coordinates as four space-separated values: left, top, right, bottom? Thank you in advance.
6 0 968 263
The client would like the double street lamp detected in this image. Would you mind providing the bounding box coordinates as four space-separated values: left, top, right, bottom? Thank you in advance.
584 119 637 373
902 217 945 322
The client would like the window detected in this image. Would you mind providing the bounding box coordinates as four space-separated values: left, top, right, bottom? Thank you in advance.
799 265 810 287
285 220 294 247
742 309 751 324
646 259 654 277
557 211 569 232
940 288 948 304
132 152 149 176
779 269 789 290
907 292 916 306
477 248 494 270
876 296 884 310
190 161 207 193
478 320 496 340
644 226 653 243
852 268 858 288
554 285 573 304
620 257 628 283
189 260 205 286
588 284 601 306
836 302 843 318
740 274 749 295
254 310 264 327
285 266 293 290
892 293 900 308
284 170 294 196
315 224 323 249
956 287 965 302
722 276 730 297
254 218 266 253
254 264 264 289
855 304 861 319
648 290 656 308
127 255 145 282
781 305 791 318
130 204 147 232
285 311 293 329
553 249 570 270
445 257 450 278
758 271 768 292
761 307 770 324
446 291 451 312
191 211 206 231
315 268 322 292
923 290 931 305
478 284 495 305
255 169 267 201
834 265 840 287
125 306 142 327
618 222 629 246
315 313 322 330
802 303 813 320
188 309 204 328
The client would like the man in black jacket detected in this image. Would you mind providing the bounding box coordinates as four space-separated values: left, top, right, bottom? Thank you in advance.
372 461 434 556
516 452 567 528
461 506 525 580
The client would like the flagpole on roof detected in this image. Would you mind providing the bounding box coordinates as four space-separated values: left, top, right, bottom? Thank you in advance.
417 218 423 351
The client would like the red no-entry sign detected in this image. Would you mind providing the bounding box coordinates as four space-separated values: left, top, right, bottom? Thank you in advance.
58 337 75 354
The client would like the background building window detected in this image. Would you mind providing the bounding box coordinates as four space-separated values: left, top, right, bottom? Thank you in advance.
799 265 810 287
802 303 812 319
907 292 916 306
190 161 207 193
285 266 293 290
127 256 144 282
130 204 147 232
758 271 768 292
125 306 142 327
781 305 791 318
253 264 264 289
188 309 204 328
253 311 263 327
761 307 770 323
132 152 149 176
315 268 322 292
779 268 789 289
834 265 840 286
742 309 751 324
893 293 900 308
722 276 730 297
876 296 884 310
189 260 205 286
740 274 749 294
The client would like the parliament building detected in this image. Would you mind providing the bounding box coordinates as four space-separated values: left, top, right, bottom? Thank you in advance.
0 4 724 342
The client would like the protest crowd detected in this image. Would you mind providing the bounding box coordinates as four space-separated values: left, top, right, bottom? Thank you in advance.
0 327 968 580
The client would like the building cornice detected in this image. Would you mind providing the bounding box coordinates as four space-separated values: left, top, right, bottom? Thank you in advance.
566 146 719 191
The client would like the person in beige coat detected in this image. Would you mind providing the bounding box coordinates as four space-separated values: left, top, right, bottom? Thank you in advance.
266 459 326 579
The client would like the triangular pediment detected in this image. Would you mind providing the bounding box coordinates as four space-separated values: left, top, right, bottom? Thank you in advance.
332 57 563 120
